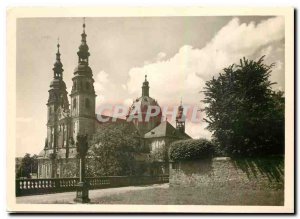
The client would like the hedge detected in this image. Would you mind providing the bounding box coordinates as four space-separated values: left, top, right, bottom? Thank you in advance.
170 139 215 161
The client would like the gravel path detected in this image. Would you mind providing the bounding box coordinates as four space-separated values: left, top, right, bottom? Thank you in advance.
16 183 169 204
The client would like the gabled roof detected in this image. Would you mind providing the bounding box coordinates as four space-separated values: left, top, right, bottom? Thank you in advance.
144 121 191 139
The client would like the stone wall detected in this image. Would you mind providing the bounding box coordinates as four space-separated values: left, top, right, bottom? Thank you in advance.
169 156 284 190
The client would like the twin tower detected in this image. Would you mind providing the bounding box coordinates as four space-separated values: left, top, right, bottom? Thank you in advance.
45 21 96 156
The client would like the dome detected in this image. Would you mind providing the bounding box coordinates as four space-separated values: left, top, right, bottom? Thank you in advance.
127 96 162 135
126 75 162 135
128 96 161 117
129 96 160 114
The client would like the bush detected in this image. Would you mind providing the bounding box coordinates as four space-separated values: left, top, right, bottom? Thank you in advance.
170 139 215 161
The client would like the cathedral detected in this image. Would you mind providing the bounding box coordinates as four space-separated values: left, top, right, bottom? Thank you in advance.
37 21 190 179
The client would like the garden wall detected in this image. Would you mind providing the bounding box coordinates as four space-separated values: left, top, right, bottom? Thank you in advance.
169 156 284 190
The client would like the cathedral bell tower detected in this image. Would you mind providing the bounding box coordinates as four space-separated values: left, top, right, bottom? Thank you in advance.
46 42 69 152
70 19 96 140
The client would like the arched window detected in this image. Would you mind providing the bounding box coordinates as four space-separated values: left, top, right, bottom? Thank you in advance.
73 98 76 109
86 82 90 90
74 81 77 90
85 98 90 109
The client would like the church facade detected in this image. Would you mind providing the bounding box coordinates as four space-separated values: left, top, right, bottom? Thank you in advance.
37 22 190 179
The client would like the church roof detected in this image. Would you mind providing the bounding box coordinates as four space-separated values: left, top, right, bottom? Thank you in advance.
95 115 140 135
144 121 191 139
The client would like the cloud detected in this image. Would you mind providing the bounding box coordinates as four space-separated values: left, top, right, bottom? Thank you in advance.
156 52 167 61
94 70 110 105
144 52 167 65
94 70 109 92
121 84 127 90
259 45 273 58
124 16 285 139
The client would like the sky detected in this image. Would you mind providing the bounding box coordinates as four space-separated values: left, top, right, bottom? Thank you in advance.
16 16 285 157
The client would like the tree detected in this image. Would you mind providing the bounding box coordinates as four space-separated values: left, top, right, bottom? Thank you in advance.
16 153 38 178
203 56 284 157
87 122 144 176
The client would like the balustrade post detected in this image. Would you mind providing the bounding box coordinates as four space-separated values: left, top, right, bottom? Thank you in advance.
74 134 90 203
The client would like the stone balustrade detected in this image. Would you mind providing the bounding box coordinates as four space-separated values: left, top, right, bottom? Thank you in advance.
16 175 169 196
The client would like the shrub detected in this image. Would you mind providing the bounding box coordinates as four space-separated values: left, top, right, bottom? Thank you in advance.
170 139 215 161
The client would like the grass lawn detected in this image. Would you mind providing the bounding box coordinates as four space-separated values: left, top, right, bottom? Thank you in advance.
92 184 283 205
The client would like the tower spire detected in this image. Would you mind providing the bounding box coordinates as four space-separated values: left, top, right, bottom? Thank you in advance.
53 39 63 79
56 38 61 61
77 17 90 64
83 17 86 33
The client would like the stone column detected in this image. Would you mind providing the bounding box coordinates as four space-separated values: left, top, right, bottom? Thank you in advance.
74 134 90 203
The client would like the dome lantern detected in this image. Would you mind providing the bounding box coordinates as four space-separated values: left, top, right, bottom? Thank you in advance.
142 75 149 97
